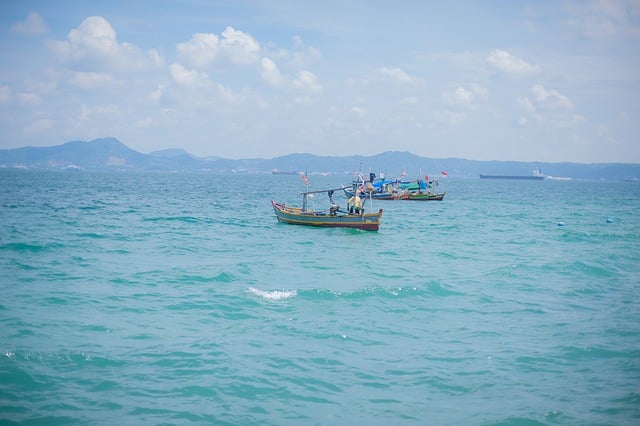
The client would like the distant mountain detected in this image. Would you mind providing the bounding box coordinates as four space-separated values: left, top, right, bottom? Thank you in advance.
0 137 639 181
0 137 151 170
0 138 209 171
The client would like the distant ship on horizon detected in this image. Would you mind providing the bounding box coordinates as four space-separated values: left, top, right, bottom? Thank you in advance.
479 168 545 180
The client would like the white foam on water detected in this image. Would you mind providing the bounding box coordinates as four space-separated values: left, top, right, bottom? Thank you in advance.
248 287 297 300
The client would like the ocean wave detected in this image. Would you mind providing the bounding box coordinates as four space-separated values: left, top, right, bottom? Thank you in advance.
293 283 463 300
248 287 297 300
225 284 459 306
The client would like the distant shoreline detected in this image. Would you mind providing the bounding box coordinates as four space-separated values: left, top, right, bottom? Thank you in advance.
1 138 639 181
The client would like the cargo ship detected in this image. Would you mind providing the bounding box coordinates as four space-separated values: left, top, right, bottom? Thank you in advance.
479 169 545 180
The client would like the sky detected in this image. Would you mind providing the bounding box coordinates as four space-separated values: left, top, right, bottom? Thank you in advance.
0 0 638 163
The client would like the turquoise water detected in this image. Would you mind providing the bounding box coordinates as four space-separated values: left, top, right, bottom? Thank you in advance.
1 171 639 425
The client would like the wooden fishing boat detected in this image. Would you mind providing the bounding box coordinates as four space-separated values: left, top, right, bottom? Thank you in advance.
344 182 444 201
342 172 408 201
401 177 445 201
271 188 383 231
406 191 446 201
342 186 408 200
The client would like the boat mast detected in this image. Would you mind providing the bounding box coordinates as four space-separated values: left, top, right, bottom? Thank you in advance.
300 172 309 212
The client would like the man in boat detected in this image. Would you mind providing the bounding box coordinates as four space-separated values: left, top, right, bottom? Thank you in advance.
347 190 363 214
328 190 340 215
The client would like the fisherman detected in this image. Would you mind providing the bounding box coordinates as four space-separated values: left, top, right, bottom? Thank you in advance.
347 194 356 213
347 190 363 214
328 190 339 215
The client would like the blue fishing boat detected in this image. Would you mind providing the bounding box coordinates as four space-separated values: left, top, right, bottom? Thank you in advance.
342 185 408 200
344 175 445 201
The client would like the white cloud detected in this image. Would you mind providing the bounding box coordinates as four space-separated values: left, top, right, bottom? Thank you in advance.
530 84 573 109
375 67 424 85
260 58 284 87
352 107 367 118
163 65 240 107
517 97 536 113
487 49 539 74
518 84 583 127
220 26 261 65
216 83 238 104
261 35 320 71
169 63 210 87
442 84 487 109
68 17 117 55
3 5 632 163
260 52 324 92
46 16 161 71
11 13 47 35
443 84 487 109
149 84 166 102
288 36 321 68
291 46 321 68
453 87 473 107
177 33 220 68
71 72 115 90
178 26 260 69
148 49 164 67
293 70 322 93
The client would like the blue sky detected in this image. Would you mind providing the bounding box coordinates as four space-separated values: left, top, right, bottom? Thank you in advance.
1 1 638 162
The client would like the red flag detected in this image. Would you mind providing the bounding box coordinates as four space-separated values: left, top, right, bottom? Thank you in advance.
424 175 429 182
441 171 448 176
300 173 308 185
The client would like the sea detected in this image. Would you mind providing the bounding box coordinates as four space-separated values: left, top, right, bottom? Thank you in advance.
1 170 639 426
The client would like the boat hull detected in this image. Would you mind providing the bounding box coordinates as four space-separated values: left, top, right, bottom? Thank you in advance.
271 201 382 231
345 188 444 201
406 192 446 201
343 189 408 200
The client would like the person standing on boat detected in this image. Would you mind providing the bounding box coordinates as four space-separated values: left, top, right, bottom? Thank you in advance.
347 194 355 213
347 190 363 214
328 190 339 215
